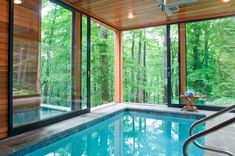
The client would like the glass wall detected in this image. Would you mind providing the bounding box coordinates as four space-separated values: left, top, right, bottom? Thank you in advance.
81 15 88 109
90 21 114 107
40 0 72 114
123 26 168 104
12 0 89 127
186 16 235 107
170 25 180 104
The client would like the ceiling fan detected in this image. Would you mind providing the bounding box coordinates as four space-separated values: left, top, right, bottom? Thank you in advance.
155 0 198 16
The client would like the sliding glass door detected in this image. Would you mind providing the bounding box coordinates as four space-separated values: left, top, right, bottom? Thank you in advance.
11 0 90 132
40 0 73 121
90 21 114 107
169 24 180 105
123 26 168 105
123 25 180 105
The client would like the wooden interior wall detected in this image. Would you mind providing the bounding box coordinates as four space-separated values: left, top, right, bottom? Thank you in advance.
73 12 81 110
114 31 123 103
0 0 9 139
179 23 186 96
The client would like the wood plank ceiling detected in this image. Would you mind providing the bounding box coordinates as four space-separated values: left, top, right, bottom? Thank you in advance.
62 0 235 30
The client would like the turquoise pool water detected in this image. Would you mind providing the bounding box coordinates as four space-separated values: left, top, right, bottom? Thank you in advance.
22 111 204 156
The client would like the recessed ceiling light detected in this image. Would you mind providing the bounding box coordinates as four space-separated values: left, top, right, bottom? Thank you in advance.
223 0 230 2
128 12 134 19
14 0 22 4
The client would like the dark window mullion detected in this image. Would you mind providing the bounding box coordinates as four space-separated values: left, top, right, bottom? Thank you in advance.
167 25 171 106
71 11 76 111
87 16 91 110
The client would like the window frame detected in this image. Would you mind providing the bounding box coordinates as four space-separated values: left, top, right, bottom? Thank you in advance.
168 15 235 111
8 0 91 136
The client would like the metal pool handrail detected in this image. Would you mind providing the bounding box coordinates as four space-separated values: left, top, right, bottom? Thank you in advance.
183 104 235 156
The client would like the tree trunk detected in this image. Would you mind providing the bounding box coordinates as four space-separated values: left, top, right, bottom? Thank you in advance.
143 30 147 103
192 26 201 89
193 27 201 70
163 32 168 104
17 45 23 83
203 27 210 93
44 5 57 104
204 27 209 68
136 31 142 103
99 26 110 103
131 32 135 101
44 50 50 103
22 42 30 82
157 77 159 104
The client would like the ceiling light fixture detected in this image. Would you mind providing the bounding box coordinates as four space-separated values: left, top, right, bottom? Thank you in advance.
128 12 134 19
14 0 22 4
223 0 230 2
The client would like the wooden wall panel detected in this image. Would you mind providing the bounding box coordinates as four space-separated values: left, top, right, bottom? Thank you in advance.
73 12 81 110
114 31 123 103
0 0 9 139
179 23 186 96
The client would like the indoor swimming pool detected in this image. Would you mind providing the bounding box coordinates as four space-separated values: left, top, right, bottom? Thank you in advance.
12 111 205 156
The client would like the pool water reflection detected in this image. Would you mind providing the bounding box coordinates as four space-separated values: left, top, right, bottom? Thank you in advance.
26 112 204 156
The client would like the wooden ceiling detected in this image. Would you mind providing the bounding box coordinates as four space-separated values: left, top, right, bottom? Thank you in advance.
62 0 235 30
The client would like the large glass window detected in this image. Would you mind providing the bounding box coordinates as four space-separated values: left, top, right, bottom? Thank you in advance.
41 0 72 113
123 27 168 104
81 15 88 110
12 0 89 127
170 25 180 104
186 17 235 107
90 21 114 107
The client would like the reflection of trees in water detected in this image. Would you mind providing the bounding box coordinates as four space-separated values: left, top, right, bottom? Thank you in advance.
28 114 203 156
123 115 170 155
122 114 203 156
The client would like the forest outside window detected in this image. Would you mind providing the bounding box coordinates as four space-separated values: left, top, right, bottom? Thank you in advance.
170 24 179 104
186 16 235 107
123 26 168 105
90 21 114 107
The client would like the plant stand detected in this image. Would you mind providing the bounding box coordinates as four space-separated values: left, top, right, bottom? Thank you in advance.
180 95 200 112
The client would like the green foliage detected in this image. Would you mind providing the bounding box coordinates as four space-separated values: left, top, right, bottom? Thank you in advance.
170 25 180 104
123 27 168 104
123 26 179 104
186 17 235 106
41 0 72 107
90 22 114 107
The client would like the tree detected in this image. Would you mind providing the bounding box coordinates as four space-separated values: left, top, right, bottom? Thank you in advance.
90 22 114 107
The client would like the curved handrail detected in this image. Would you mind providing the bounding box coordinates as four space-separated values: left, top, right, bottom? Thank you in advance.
183 116 235 156
190 105 235 133
183 105 235 156
189 105 235 155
